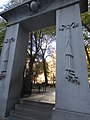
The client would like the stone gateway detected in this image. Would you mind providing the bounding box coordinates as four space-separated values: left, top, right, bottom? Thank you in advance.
0 0 89 120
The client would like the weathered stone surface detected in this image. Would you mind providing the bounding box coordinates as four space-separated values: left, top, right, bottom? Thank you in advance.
56 2 89 113
7 100 54 120
0 0 89 119
0 0 87 31
52 109 90 120
0 23 28 118
53 2 90 120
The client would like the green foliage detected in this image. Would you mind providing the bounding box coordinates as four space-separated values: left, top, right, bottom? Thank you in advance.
26 29 55 83
1 0 89 82
34 61 44 75
33 61 48 76
81 12 90 40
39 26 56 36
82 10 90 80
82 12 90 25
0 19 7 53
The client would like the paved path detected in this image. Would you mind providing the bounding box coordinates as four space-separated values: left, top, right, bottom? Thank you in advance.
23 87 55 104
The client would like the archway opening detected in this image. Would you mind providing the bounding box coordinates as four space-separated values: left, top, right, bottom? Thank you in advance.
21 26 56 104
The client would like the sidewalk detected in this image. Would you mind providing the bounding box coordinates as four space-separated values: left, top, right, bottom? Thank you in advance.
23 87 55 104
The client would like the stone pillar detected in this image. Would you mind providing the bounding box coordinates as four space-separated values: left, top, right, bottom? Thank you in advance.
52 2 90 120
0 23 28 119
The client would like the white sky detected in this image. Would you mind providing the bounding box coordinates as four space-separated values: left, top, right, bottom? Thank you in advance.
0 0 10 7
0 0 10 12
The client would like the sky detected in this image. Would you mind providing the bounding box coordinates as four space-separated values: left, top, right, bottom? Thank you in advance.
0 0 10 9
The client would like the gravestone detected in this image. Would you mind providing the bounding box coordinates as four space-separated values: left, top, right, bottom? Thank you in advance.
0 0 89 119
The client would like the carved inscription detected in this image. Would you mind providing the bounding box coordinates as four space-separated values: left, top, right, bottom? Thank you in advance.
59 22 79 31
59 22 80 85
0 37 15 80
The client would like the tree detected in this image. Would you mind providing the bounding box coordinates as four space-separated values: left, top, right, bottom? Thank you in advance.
0 19 7 53
38 33 56 84
2 0 56 86
82 12 90 64
81 8 90 81
4 0 25 10
26 32 41 88
48 53 56 84
33 61 44 84
27 29 56 85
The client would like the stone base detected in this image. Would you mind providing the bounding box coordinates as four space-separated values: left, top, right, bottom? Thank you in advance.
0 99 7 119
6 98 20 116
0 98 20 119
52 108 90 120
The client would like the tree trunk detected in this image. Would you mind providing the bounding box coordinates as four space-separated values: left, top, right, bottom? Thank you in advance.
85 46 90 64
42 55 48 84
83 23 90 33
26 32 39 94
